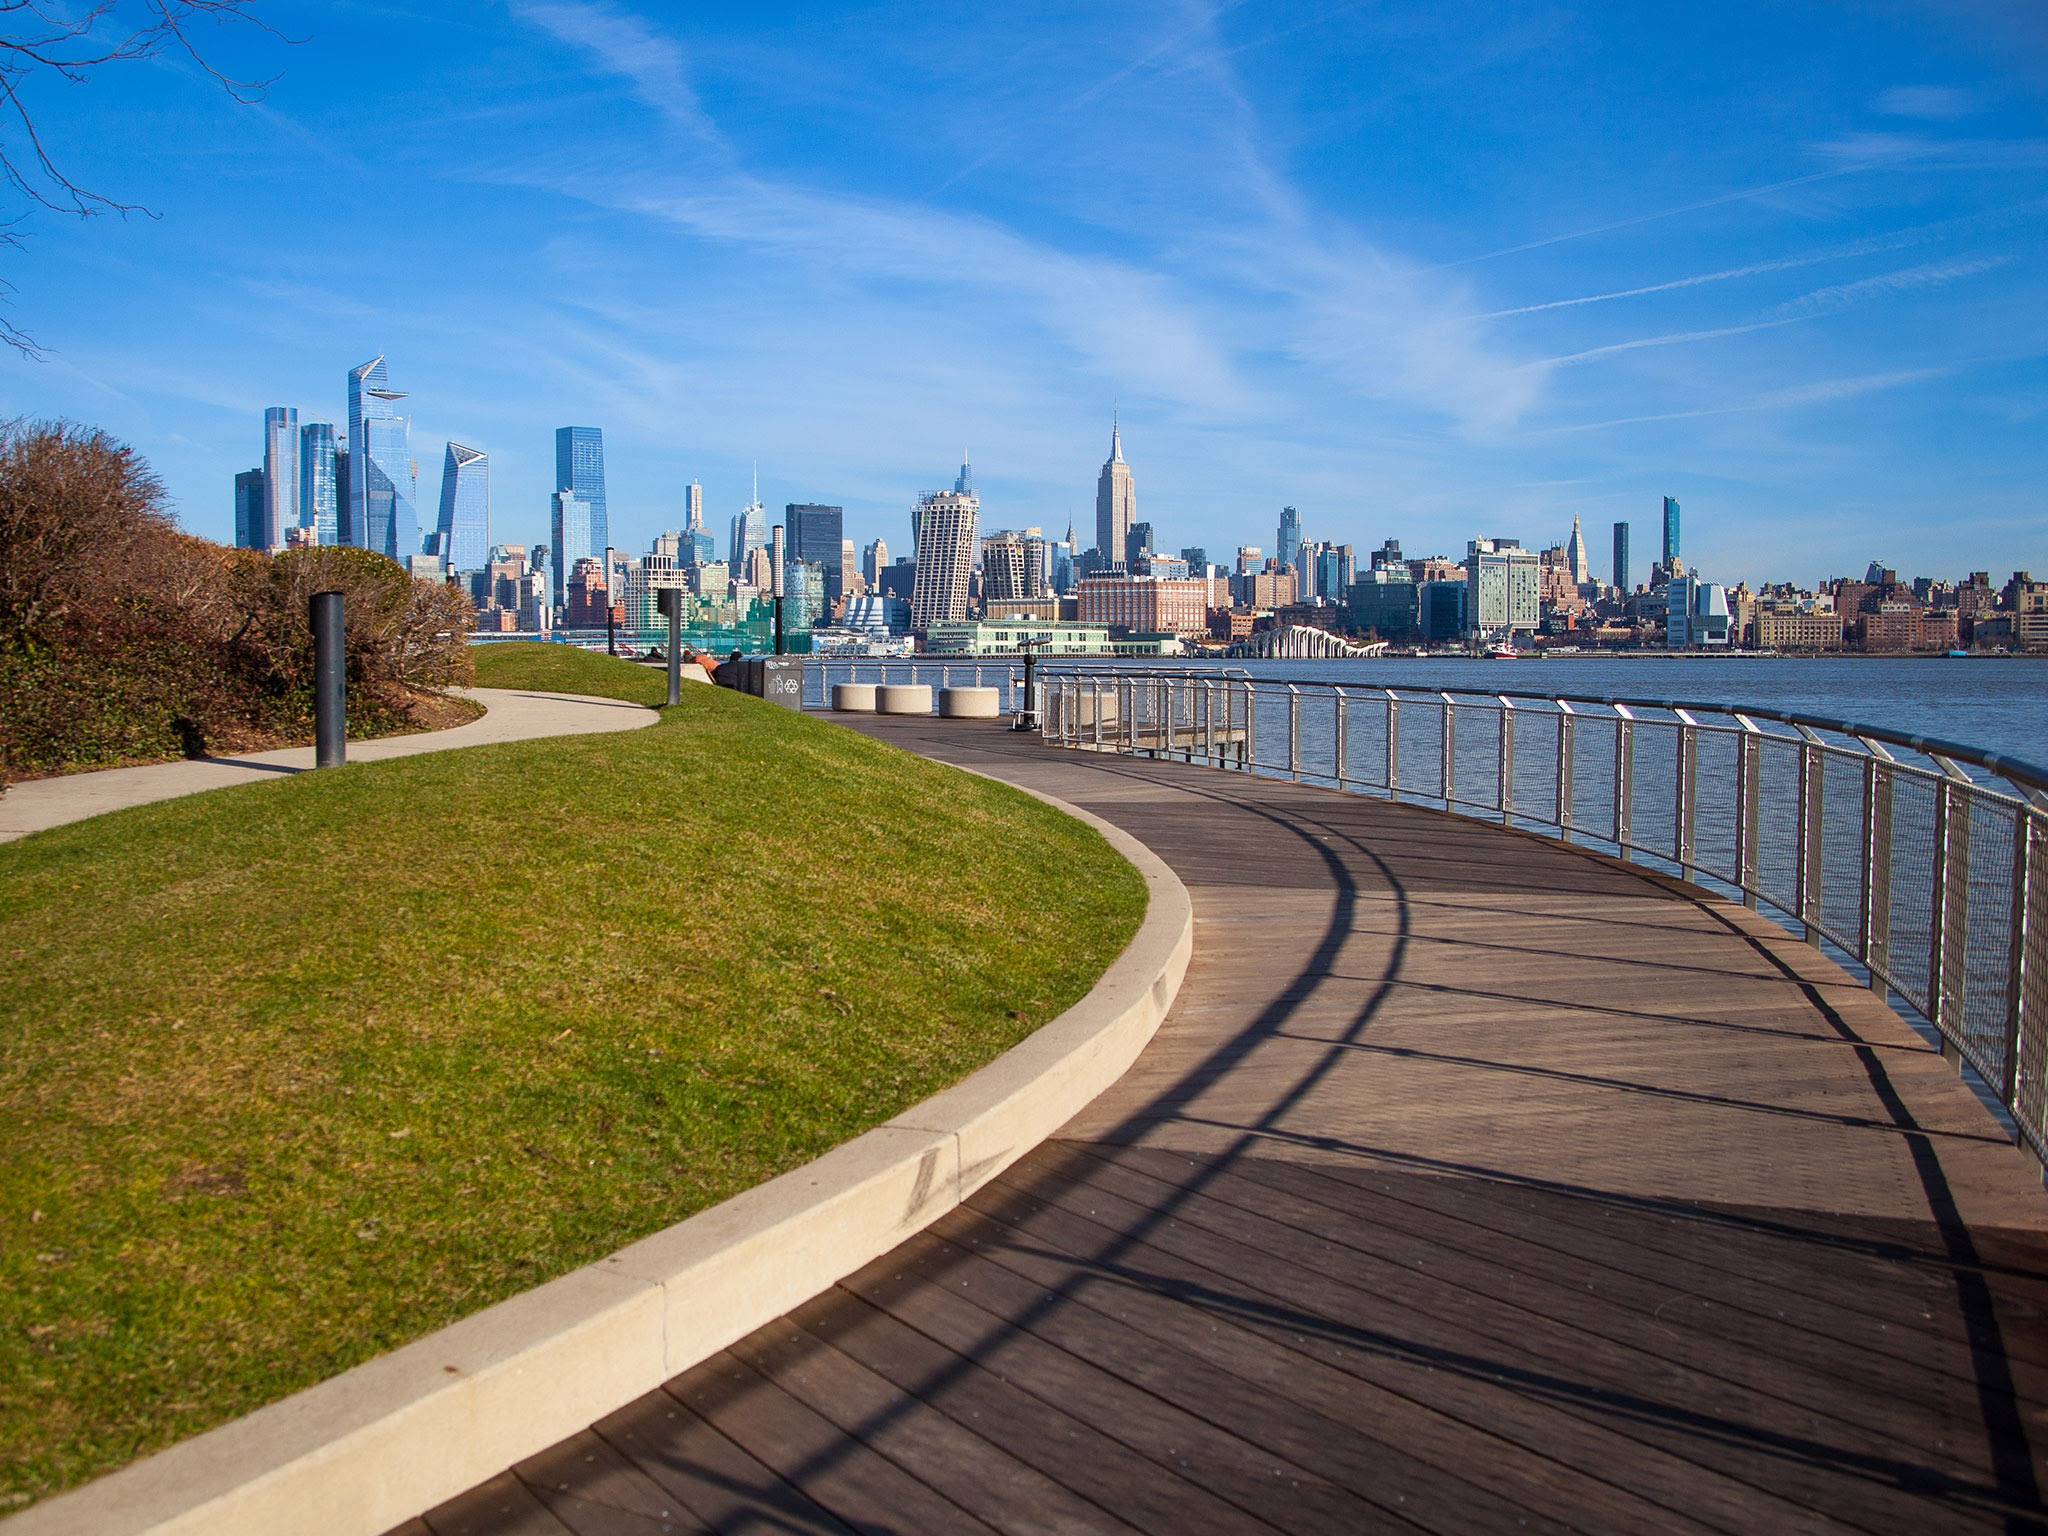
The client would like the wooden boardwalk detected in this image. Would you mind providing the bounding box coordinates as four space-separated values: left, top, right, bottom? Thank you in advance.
399 717 2048 1535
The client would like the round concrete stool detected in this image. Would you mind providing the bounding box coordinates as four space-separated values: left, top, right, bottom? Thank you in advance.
832 682 878 712
875 684 933 715
938 685 1002 719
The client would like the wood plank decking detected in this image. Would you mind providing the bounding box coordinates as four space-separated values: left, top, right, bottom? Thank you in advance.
397 716 2048 1535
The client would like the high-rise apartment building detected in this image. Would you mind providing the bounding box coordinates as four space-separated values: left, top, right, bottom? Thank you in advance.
436 443 489 572
1466 537 1540 637
299 422 338 545
1612 522 1631 592
234 468 266 550
981 528 1048 609
556 427 607 544
786 503 845 607
910 485 979 630
864 538 888 589
1277 506 1302 571
1314 543 1355 605
262 406 299 550
348 357 418 560
1662 496 1681 570
1095 418 1135 571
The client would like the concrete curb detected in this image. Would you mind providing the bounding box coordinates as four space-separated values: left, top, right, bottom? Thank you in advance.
3 788 1192 1536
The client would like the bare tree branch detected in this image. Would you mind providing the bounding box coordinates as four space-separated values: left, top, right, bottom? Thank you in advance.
0 1 287 354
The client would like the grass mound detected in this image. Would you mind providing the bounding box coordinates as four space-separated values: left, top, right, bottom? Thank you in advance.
0 645 1146 1509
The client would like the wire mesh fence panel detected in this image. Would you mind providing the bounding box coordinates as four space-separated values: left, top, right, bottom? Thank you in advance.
1394 697 1449 804
1753 734 1806 916
1508 706 1557 828
1690 728 1745 889
1451 701 1505 814
1959 789 2020 1082
2018 812 2048 1161
1343 694 1392 790
1569 714 1620 845
1884 770 1941 1020
1816 752 1871 956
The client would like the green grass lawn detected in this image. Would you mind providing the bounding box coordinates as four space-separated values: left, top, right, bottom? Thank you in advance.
0 644 1146 1510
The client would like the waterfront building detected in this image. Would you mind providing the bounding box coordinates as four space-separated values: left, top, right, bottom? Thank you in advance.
1277 506 1302 572
348 357 418 559
843 594 911 636
233 468 265 550
924 619 1177 656
1348 568 1419 642
1466 538 1540 638
1420 580 1468 645
1095 418 1135 571
435 443 489 572
863 539 888 590
983 528 1048 607
299 422 338 545
1665 575 1731 648
1076 574 1209 638
262 406 298 551
910 485 978 631
1755 605 1846 651
1612 522 1630 592
1566 517 1590 586
786 503 845 607
551 489 598 609
1662 496 1682 572
555 427 608 544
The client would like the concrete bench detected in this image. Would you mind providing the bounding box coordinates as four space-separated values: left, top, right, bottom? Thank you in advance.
876 684 933 715
939 686 1002 719
832 682 878 713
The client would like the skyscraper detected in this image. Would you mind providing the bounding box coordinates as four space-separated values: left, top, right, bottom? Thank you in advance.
911 483 978 630
1662 496 1681 570
1277 506 1302 571
864 538 888 589
1565 517 1590 586
348 357 418 560
556 427 608 545
1612 522 1631 591
1466 538 1540 637
551 489 597 609
730 467 767 569
234 468 266 550
787 503 845 607
1125 520 1154 571
1095 417 1135 571
955 453 973 496
299 422 338 546
436 443 489 572
684 480 703 531
262 406 299 550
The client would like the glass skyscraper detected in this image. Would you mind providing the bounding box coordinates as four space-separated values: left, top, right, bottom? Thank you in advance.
299 422 338 545
1662 496 1681 569
786 503 844 606
262 406 299 550
1276 505 1302 571
552 489 598 609
435 442 489 572
1613 521 1631 591
234 469 266 550
348 357 419 560
555 427 608 542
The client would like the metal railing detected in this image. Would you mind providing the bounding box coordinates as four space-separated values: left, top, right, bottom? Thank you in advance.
1038 666 2048 1170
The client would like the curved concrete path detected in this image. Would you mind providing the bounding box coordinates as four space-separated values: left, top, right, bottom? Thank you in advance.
0 687 657 844
408 715 2044 1533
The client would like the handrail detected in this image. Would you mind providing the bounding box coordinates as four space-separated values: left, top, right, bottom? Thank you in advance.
1036 664 2048 800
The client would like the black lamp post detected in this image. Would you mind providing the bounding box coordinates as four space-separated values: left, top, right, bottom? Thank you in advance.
1012 635 1049 731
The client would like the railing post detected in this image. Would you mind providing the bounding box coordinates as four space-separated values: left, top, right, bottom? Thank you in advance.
1929 762 1974 1065
1555 700 1576 840
1675 711 1700 881
1240 681 1254 769
1796 727 1825 946
1733 717 1762 908
1334 688 1348 787
1498 697 1515 825
1613 706 1635 859
1385 691 1401 796
1288 687 1301 782
1860 745 1895 994
1439 692 1456 809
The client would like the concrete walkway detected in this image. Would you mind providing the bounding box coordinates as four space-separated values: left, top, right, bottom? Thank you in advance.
0 687 657 843
405 714 2048 1535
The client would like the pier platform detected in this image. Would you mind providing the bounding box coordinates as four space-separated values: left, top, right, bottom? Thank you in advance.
403 715 2048 1534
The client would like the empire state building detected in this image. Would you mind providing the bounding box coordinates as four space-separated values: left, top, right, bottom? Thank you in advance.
1095 417 1135 570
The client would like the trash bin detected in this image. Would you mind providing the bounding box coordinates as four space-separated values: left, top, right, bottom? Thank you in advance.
758 656 805 710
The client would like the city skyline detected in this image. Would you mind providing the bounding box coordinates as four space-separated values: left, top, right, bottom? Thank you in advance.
1 4 2043 582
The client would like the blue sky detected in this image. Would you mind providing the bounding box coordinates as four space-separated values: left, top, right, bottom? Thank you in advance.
3 0 2045 584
